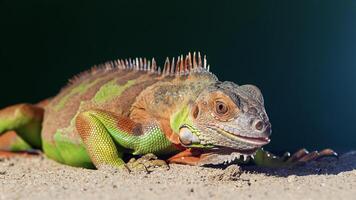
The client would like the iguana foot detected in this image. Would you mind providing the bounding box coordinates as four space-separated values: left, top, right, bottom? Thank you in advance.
253 148 338 168
283 148 338 165
126 153 169 173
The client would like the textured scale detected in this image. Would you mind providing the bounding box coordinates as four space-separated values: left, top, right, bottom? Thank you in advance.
0 51 337 169
40 52 215 166
43 52 211 140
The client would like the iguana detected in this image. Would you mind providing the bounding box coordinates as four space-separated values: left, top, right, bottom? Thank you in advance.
0 52 336 170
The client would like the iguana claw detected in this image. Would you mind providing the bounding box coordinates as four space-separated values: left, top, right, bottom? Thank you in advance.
284 148 338 164
126 153 169 173
253 148 338 168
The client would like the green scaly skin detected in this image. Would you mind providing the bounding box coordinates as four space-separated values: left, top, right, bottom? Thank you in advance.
0 53 337 170
74 110 175 169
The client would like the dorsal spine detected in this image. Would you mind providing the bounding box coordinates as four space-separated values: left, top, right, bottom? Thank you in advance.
68 51 212 85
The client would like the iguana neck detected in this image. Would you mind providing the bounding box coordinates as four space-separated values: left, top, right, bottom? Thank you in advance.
170 104 194 134
130 75 216 123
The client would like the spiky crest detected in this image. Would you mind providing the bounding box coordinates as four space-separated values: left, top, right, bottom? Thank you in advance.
68 52 212 85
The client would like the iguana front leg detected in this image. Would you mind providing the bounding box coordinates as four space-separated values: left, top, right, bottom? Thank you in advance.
253 148 338 167
167 148 205 165
75 109 171 170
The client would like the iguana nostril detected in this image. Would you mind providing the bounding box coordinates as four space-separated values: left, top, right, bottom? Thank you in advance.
254 120 264 131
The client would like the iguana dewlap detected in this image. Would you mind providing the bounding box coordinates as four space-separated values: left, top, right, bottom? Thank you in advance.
0 52 336 170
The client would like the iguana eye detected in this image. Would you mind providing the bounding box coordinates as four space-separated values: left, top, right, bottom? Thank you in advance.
215 101 228 115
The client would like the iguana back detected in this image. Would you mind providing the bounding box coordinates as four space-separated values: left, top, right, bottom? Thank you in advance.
42 54 215 151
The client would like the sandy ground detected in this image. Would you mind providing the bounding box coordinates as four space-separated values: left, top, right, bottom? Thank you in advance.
0 151 355 200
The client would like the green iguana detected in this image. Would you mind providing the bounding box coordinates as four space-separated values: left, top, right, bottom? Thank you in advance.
0 52 336 171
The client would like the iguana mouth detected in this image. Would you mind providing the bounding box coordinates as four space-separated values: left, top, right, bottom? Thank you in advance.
179 124 268 165
192 125 269 165
197 146 259 165
209 125 270 146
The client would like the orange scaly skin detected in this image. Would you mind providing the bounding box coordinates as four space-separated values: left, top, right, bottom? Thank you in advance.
0 52 337 170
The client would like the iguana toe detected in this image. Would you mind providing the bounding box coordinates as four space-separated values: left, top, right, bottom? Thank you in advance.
253 148 338 168
286 148 338 165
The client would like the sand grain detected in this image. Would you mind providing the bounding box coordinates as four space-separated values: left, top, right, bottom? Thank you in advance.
0 151 355 200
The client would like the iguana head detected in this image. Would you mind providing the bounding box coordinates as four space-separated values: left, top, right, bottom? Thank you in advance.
178 81 271 165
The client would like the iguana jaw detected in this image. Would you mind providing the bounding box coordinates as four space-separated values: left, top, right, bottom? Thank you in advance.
178 124 265 165
177 127 269 166
179 125 269 150
176 122 271 165
207 124 270 146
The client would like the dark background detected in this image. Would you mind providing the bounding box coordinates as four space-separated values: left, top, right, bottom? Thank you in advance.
0 0 355 152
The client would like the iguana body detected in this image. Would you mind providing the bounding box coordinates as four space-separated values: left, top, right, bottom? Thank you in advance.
0 52 336 170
